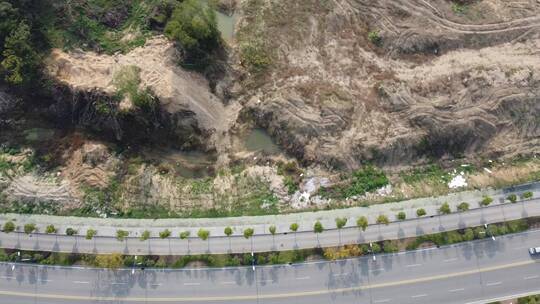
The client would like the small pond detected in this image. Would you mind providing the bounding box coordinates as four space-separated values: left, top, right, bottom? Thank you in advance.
200 0 239 42
244 129 281 154
24 128 56 142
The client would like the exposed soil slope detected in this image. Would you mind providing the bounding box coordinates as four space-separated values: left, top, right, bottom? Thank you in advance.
236 0 540 169
45 37 239 149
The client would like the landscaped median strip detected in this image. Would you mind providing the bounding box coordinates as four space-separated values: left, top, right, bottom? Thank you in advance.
0 260 534 302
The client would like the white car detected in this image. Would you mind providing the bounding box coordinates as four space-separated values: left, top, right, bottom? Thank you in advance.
529 247 540 255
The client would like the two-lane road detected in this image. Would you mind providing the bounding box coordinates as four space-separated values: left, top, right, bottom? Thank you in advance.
1 198 539 255
1 229 540 303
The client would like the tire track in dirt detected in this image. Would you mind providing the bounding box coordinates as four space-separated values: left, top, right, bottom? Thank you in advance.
348 0 540 34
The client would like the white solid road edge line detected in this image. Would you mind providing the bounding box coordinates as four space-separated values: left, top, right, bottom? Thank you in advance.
465 289 540 304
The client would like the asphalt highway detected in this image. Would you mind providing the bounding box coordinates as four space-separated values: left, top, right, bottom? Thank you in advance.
1 229 540 303
1 198 539 255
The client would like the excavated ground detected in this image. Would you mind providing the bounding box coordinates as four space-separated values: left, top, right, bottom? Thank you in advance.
235 0 540 170
1 0 539 215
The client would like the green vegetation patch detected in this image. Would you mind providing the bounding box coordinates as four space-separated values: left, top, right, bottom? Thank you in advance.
400 164 451 184
368 30 382 46
406 219 529 250
74 179 122 217
0 247 320 269
516 294 540 304
320 166 389 199
345 166 389 197
190 178 213 195
0 199 61 215
112 65 157 110
239 40 272 73
46 0 155 54
451 2 468 14
0 1 43 87
0 155 15 173
277 161 302 195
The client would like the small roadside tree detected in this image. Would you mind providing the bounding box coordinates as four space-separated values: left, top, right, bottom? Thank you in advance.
335 217 348 229
507 194 517 203
313 221 324 233
439 202 451 214
180 231 190 239
522 191 533 199
416 208 427 217
397 212 406 221
116 229 129 241
66 228 78 236
480 195 493 207
376 215 390 225
356 216 368 231
268 225 277 235
3 221 15 233
159 229 171 239
85 229 97 240
290 223 299 233
224 226 233 237
198 229 210 241
140 230 151 241
457 202 469 212
243 228 254 239
45 224 57 234
24 223 36 234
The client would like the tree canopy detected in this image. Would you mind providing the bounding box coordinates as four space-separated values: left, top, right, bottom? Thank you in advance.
164 0 220 67
0 1 41 86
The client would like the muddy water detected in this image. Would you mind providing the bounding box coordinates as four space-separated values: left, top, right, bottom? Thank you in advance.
200 0 238 41
172 151 215 178
216 9 238 41
244 129 281 154
24 128 55 142
144 149 215 179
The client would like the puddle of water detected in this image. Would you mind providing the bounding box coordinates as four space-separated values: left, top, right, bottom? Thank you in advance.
244 129 281 154
172 151 215 178
200 0 238 41
144 149 215 179
216 9 238 41
24 128 55 142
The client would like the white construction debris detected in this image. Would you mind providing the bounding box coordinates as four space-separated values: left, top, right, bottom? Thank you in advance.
448 173 467 189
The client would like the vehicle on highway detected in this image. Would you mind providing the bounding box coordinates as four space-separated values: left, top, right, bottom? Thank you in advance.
529 247 540 255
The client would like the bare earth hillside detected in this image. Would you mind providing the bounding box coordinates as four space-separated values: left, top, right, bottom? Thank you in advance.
2 0 539 216
234 0 540 169
45 37 240 141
